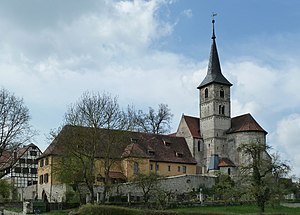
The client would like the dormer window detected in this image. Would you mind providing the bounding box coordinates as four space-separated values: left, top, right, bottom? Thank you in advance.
205 88 208 98
164 141 171 147
148 150 155 156
175 152 183 158
131 138 138 143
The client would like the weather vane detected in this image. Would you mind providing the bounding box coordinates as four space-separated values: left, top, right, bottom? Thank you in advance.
211 13 217 39
212 13 217 23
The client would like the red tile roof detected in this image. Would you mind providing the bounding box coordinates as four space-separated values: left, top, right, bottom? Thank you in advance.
218 157 236 167
183 115 201 138
0 143 40 170
228 113 267 134
0 151 11 168
40 125 197 165
109 171 126 180
179 113 266 137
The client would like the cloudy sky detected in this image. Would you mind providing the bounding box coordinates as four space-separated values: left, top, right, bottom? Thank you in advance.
1 0 300 176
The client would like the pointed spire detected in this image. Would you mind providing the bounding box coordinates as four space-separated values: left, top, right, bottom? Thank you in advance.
197 16 232 89
212 16 216 40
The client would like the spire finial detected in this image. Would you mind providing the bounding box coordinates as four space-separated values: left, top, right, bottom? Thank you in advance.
211 13 217 40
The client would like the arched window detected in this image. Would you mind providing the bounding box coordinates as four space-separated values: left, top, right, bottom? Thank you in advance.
220 89 224 98
219 105 222 114
222 106 225 115
204 88 208 98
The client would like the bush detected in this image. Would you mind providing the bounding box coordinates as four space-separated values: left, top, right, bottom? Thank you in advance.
79 204 143 215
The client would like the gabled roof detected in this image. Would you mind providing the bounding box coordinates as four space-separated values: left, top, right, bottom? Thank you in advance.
0 143 40 170
122 143 149 158
183 115 201 138
197 20 232 89
218 157 236 167
227 113 267 134
109 171 126 180
40 125 197 165
178 113 266 137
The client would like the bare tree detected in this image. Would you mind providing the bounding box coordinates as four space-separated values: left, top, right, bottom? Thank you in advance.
55 92 132 203
0 88 35 165
238 142 290 214
133 104 173 134
132 172 161 205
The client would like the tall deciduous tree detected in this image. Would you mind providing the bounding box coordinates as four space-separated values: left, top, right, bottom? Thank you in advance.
133 104 173 134
0 88 35 164
238 143 290 214
55 92 132 203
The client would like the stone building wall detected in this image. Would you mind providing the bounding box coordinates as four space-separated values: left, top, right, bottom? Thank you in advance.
227 131 266 167
105 174 215 198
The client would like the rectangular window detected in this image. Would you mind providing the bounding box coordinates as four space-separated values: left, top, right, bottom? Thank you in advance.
40 159 44 167
33 159 38 164
156 164 159 171
19 158 25 164
168 165 171 171
183 166 187 173
31 168 37 174
148 150 155 156
45 157 49 165
22 168 29 174
27 159 33 164
133 162 139 175
177 166 181 172
197 141 201 152
39 175 43 184
150 164 153 171
14 167 21 173
44 174 49 183
30 151 37 156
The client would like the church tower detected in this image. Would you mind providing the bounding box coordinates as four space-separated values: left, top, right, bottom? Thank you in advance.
197 18 232 172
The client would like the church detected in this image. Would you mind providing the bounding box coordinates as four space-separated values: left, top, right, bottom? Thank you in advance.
32 19 269 203
176 19 268 176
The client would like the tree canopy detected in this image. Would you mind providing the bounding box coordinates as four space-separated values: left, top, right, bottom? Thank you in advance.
238 142 291 214
0 88 35 165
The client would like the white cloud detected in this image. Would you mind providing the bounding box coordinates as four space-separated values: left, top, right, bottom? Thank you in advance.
231 99 261 117
0 0 300 178
182 9 193 18
0 0 186 149
269 114 300 176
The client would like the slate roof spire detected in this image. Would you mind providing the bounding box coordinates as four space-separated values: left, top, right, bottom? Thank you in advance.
198 17 232 89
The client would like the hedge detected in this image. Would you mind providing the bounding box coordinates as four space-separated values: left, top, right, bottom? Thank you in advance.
79 204 143 215
78 204 244 215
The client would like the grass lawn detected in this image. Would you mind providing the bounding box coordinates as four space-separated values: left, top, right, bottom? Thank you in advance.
5 207 23 213
172 204 300 215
